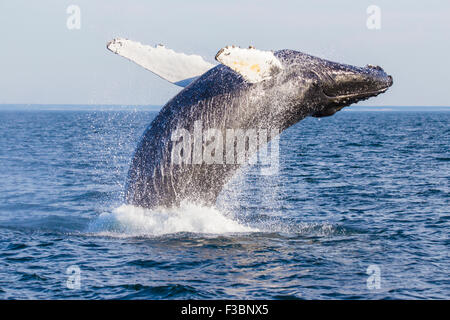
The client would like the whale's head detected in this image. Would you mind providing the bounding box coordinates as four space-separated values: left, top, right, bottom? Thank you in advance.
275 50 393 118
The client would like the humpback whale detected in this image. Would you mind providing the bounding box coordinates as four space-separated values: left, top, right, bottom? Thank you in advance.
107 39 393 208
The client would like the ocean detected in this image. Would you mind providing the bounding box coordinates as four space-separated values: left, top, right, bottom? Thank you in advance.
0 105 448 299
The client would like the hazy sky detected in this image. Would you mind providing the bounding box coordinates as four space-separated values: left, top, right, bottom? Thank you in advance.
1 0 449 106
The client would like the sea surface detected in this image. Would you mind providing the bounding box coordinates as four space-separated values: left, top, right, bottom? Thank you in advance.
0 105 448 299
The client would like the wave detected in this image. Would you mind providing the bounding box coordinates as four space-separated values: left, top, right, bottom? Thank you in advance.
86 202 257 237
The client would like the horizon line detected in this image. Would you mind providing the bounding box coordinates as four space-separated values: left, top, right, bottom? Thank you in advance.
0 104 449 108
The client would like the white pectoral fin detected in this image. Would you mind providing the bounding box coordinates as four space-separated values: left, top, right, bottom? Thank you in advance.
215 46 283 83
107 38 215 87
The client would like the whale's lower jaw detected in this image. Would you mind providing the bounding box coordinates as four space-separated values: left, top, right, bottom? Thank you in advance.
324 86 389 102
313 86 391 118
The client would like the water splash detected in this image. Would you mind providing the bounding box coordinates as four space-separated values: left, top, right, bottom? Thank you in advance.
87 202 257 237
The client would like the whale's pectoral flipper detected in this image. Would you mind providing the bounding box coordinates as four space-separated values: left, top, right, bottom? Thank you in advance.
107 38 215 87
215 46 283 83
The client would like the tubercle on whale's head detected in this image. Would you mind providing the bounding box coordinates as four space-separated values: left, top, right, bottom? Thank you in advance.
274 50 393 117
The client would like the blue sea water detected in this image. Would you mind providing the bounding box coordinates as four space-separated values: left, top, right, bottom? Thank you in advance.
0 106 448 299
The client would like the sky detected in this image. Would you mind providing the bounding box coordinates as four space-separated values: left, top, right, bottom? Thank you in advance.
0 0 449 106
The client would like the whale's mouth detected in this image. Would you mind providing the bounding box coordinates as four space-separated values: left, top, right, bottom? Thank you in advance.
323 85 390 103
312 73 393 117
321 69 393 104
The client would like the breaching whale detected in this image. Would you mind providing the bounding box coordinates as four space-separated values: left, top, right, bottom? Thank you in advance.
107 39 393 208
